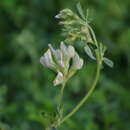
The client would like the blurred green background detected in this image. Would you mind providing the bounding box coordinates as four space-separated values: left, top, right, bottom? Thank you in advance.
0 0 130 130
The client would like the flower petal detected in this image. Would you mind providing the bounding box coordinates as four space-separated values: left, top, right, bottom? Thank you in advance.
40 49 56 69
60 42 75 58
49 44 64 68
48 44 56 55
55 49 64 67
71 53 83 70
68 45 75 57
53 72 64 86
60 41 68 56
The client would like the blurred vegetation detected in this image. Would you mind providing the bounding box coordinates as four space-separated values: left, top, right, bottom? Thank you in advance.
0 0 130 130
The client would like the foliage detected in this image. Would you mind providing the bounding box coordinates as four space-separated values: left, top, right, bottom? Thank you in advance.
0 0 130 130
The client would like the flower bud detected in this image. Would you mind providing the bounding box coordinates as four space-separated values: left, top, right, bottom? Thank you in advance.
55 9 74 19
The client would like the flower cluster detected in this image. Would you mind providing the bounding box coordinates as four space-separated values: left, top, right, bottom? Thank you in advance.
55 9 93 43
40 42 83 86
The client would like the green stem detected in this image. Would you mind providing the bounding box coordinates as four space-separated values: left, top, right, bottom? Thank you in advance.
46 83 66 130
57 82 66 112
58 62 101 125
87 24 98 46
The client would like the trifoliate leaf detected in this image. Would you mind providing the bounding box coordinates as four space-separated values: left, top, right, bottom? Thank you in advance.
76 2 86 20
84 45 96 60
103 57 114 68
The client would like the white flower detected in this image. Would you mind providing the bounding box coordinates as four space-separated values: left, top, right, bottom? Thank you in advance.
53 72 64 86
71 53 84 70
68 45 75 57
40 42 83 86
40 49 56 70
49 44 64 68
60 41 75 61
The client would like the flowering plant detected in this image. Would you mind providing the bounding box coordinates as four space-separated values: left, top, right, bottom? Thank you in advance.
40 3 113 130
40 42 83 86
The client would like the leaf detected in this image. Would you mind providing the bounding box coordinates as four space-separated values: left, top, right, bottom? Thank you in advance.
76 2 86 20
84 45 96 60
87 42 97 49
103 57 114 68
86 8 94 23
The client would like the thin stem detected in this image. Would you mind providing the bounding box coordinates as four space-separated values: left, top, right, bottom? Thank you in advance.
57 82 66 112
58 62 101 125
45 83 66 130
87 24 98 46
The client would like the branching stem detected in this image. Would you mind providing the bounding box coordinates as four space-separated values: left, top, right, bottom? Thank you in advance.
58 60 101 126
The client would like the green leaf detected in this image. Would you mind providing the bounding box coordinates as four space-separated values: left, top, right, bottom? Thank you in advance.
84 45 96 60
76 2 86 20
86 9 91 22
87 42 97 49
103 57 114 68
86 8 94 23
